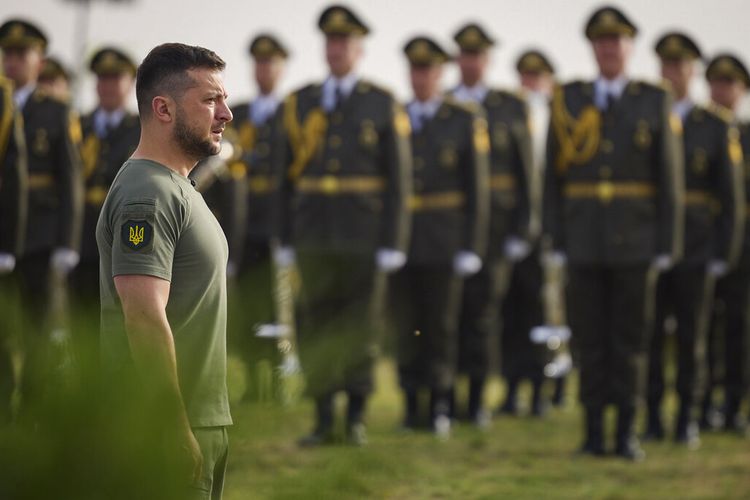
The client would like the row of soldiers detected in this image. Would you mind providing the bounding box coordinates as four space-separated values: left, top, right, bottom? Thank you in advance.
0 3 748 462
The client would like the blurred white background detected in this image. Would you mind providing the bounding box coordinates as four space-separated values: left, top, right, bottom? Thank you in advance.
2 0 749 115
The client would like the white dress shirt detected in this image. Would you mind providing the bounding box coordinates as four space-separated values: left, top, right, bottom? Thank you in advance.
594 75 628 110
250 94 280 125
321 73 359 112
407 97 442 132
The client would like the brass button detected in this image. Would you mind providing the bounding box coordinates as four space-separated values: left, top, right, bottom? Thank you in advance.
326 158 341 172
600 139 614 153
599 165 613 178
329 135 342 149
597 181 614 204
414 157 425 170
320 175 339 194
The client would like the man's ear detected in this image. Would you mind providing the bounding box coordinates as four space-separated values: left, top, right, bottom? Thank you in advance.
151 95 174 123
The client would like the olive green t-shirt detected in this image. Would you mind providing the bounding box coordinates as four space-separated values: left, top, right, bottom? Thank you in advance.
96 158 232 428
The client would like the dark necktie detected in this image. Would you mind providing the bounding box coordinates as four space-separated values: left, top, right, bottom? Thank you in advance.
334 84 345 110
606 92 617 113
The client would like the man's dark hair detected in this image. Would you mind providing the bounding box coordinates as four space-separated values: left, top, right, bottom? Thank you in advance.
135 42 225 117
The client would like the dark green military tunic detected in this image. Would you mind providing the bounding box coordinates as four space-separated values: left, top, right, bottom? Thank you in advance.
278 78 412 398
0 75 28 422
706 118 750 427
70 109 139 304
647 104 742 433
392 98 489 398
15 86 84 403
544 79 683 410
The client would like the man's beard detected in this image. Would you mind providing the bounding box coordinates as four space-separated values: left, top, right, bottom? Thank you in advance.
173 106 220 161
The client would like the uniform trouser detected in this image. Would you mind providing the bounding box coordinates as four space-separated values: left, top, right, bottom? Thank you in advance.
0 274 19 423
567 263 654 409
229 239 279 398
647 263 709 416
68 260 101 373
710 266 750 410
502 247 548 381
295 250 384 398
457 258 508 379
390 265 463 394
15 250 56 406
189 426 229 500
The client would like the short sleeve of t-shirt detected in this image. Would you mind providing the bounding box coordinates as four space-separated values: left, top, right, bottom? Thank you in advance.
111 196 184 281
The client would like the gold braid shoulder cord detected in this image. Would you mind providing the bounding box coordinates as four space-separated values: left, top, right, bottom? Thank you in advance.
0 77 14 167
551 85 601 174
283 93 328 181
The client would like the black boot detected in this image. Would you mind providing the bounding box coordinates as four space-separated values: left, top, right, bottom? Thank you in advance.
577 406 605 456
531 378 547 417
552 377 566 407
498 378 518 415
674 400 700 449
723 398 748 435
431 390 451 440
346 393 368 446
402 389 419 430
642 401 664 441
468 377 489 427
615 406 645 462
298 394 335 447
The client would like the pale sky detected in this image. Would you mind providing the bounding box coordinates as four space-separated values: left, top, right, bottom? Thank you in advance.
3 0 750 115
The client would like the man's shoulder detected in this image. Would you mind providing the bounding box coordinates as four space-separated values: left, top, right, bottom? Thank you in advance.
109 160 189 208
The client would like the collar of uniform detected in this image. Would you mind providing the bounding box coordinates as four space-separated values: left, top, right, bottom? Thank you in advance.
524 89 551 106
407 97 443 131
452 83 489 104
13 83 35 109
322 72 359 111
94 107 126 137
250 93 280 125
672 98 694 121
594 75 628 109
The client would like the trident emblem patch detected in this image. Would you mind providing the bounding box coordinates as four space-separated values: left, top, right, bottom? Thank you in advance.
122 220 153 251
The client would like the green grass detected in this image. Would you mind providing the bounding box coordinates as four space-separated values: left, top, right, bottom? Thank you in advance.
224 358 750 500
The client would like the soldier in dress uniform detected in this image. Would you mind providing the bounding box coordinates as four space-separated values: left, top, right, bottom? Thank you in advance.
702 53 750 435
446 23 532 424
38 56 71 103
0 18 84 410
515 49 571 409
70 47 139 347
645 35 743 448
543 6 684 460
392 36 489 438
226 33 288 402
277 5 412 446
0 71 28 422
498 49 560 417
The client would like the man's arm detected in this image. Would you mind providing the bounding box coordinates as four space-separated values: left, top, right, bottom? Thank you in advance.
114 273 203 484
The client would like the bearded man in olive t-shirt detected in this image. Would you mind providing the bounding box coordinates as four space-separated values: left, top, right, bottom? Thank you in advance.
96 43 233 499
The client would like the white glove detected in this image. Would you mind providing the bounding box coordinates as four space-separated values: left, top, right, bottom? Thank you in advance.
376 248 406 273
273 246 296 268
651 254 673 272
0 253 16 274
50 248 80 275
707 259 729 278
544 251 567 268
453 251 482 277
504 237 531 262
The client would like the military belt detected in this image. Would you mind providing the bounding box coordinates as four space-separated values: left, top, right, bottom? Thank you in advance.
28 173 54 190
86 186 108 206
563 181 655 204
409 191 466 211
684 190 714 207
296 175 386 195
489 174 516 191
248 175 276 194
